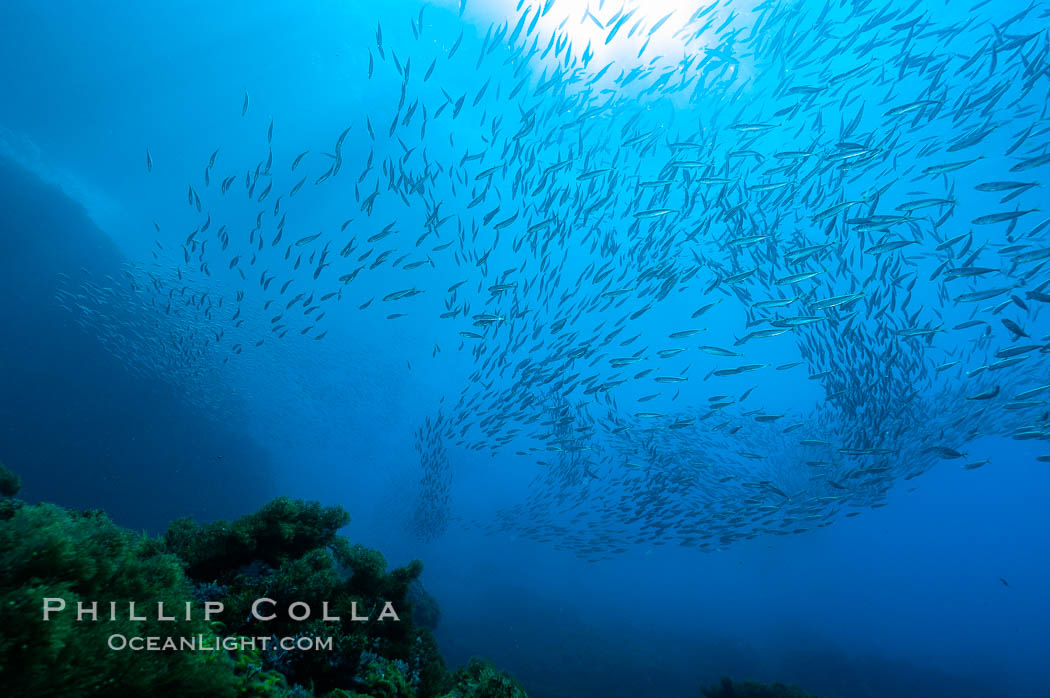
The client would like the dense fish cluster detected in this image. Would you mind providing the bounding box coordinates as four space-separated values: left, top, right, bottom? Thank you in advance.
59 0 1050 559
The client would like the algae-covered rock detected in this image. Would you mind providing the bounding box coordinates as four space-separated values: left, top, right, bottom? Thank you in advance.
407 580 441 631
0 460 20 497
346 543 389 595
0 501 241 697
161 497 435 694
164 495 351 582
351 652 417 698
438 657 528 698
0 464 522 698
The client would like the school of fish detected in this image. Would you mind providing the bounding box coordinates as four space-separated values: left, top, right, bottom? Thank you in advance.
56 0 1050 559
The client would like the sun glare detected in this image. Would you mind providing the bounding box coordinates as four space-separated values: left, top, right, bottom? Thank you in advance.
465 0 748 76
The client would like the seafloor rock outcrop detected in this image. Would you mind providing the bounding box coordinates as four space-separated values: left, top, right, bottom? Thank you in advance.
0 461 523 698
700 676 823 697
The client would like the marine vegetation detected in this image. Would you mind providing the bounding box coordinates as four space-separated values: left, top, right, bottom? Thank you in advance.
0 488 243 695
437 658 529 698
0 463 525 698
700 677 822 698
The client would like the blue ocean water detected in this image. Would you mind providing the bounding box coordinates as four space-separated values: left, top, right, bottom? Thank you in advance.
1 1 1049 696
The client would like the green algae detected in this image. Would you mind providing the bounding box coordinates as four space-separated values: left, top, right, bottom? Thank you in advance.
0 463 517 698
0 500 241 697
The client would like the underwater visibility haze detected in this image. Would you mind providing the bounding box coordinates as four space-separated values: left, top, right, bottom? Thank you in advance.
1 0 1050 696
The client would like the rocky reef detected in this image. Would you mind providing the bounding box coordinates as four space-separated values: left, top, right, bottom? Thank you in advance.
0 461 525 698
700 677 823 698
